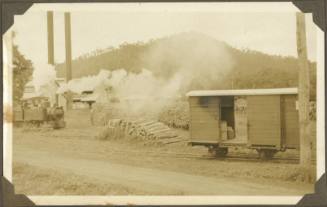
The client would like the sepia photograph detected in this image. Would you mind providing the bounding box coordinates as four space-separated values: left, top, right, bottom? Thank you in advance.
2 1 325 206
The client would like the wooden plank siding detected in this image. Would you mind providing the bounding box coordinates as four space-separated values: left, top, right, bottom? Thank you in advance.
282 95 300 149
247 95 281 148
189 96 220 143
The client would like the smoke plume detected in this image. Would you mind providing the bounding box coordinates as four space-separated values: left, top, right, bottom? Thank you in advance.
60 32 235 117
31 62 57 104
32 62 56 91
142 32 235 91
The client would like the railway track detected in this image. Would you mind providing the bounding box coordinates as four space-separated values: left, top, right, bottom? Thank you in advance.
167 153 316 164
103 146 315 164
151 151 309 164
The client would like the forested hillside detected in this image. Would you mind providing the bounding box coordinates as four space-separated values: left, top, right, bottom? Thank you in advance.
55 32 316 99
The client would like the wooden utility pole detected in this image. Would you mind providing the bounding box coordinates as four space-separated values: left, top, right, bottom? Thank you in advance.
296 13 312 179
64 12 73 110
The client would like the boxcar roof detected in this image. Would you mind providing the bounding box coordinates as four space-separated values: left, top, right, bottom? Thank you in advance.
186 88 298 97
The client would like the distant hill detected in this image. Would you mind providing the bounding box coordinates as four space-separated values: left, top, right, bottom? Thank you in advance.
55 32 316 99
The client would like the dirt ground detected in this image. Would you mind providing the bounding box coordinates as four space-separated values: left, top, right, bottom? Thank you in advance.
13 109 315 195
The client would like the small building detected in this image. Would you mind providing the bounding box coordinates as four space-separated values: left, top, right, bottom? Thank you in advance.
186 88 299 159
71 90 98 109
80 92 98 109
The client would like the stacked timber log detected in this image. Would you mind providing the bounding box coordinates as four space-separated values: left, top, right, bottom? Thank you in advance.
92 100 191 130
97 118 186 145
158 101 190 129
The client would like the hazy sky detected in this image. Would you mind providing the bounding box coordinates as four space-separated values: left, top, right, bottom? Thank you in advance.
12 4 317 67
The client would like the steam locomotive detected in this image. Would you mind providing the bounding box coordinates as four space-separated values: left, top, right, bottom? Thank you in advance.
14 96 66 129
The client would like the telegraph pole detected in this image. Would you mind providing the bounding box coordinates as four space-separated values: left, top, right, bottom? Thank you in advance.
64 12 73 110
296 12 312 181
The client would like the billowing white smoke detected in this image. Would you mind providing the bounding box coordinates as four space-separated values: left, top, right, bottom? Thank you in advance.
56 68 183 116
32 62 57 104
32 63 56 91
112 69 182 99
58 33 235 117
57 70 111 94
107 32 236 116
142 32 235 90
109 69 183 116
57 69 183 97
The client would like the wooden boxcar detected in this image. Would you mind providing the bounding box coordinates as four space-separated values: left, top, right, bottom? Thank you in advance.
186 88 299 159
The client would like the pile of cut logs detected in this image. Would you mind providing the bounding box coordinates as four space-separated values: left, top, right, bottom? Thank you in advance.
158 101 190 129
92 101 191 130
98 118 187 145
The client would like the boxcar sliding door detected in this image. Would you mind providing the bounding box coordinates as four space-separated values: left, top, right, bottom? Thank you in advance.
247 95 281 148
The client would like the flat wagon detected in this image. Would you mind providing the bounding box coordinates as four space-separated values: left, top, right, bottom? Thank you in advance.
186 88 299 159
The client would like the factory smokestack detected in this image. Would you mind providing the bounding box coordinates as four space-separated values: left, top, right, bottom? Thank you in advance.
64 12 73 110
47 11 59 105
47 11 54 65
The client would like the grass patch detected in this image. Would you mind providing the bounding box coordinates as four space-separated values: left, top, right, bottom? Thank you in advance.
13 162 150 195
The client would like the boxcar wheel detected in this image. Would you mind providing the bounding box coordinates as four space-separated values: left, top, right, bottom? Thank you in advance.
258 149 276 160
216 147 228 157
208 146 217 156
208 146 228 157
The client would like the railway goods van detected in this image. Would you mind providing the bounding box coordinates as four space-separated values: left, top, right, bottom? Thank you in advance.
186 88 299 159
